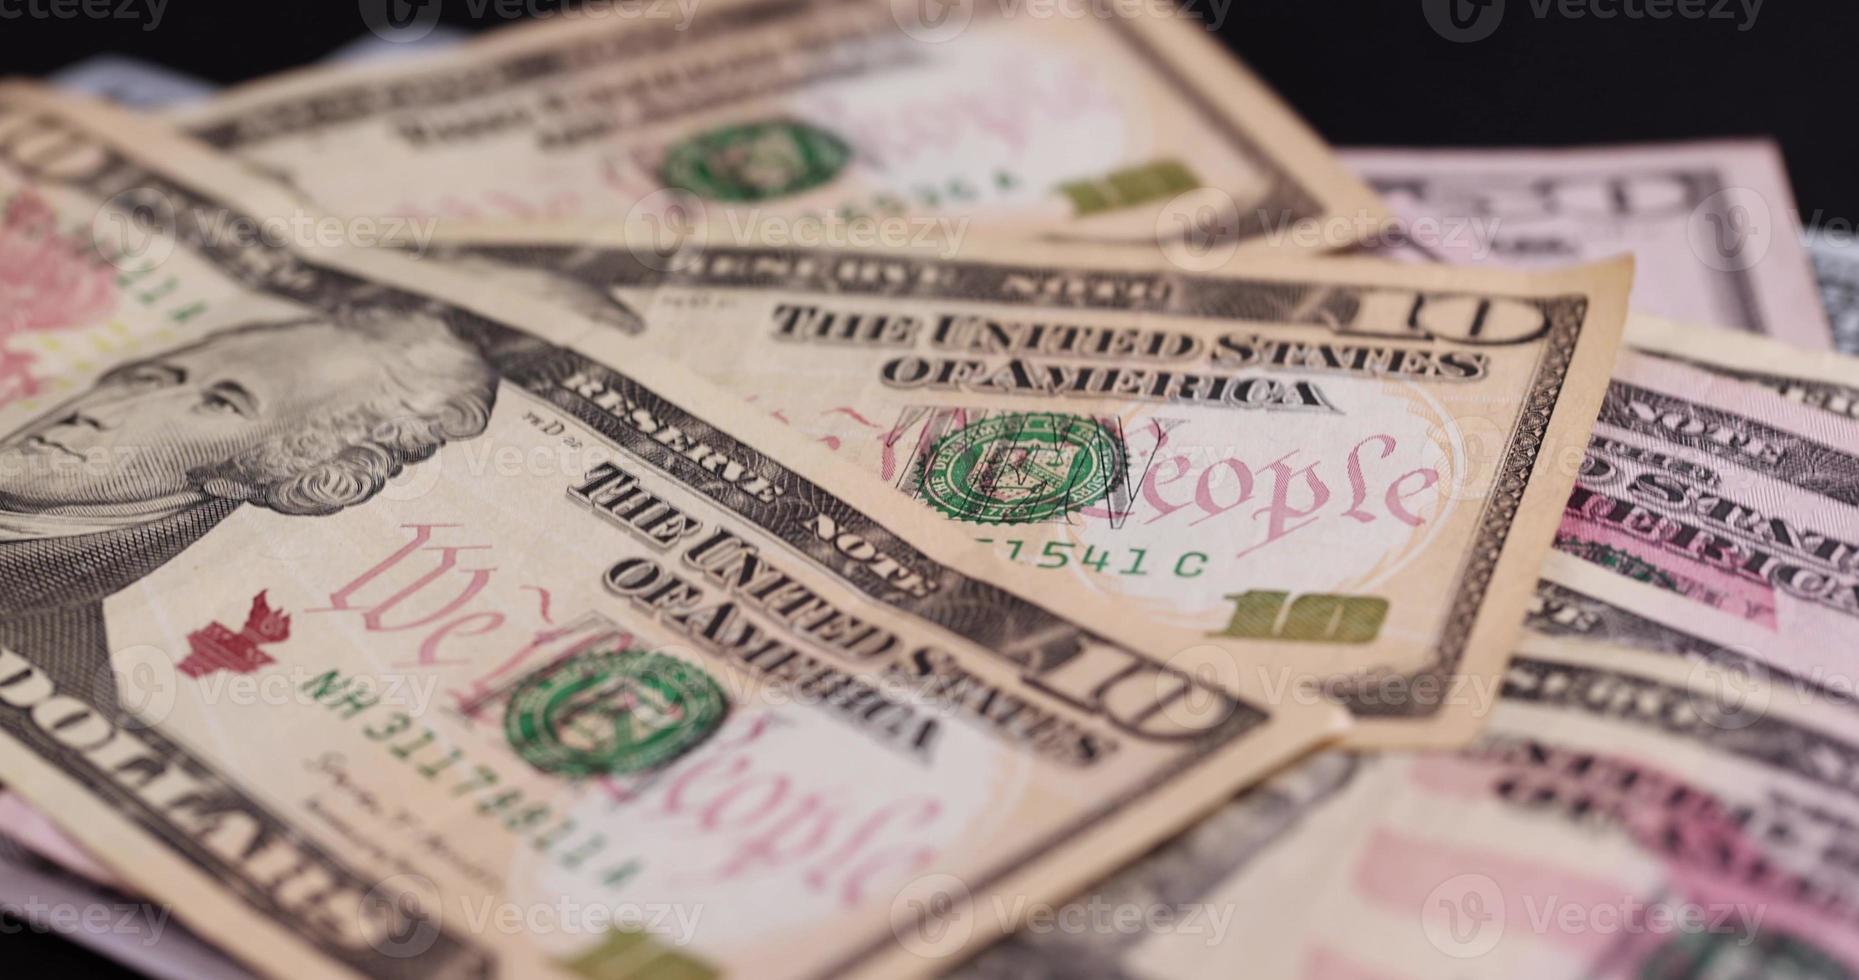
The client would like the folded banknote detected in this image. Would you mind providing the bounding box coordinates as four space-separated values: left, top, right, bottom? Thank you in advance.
0 82 1347 980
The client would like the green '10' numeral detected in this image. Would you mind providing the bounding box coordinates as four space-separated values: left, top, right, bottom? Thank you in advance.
1214 591 1389 644
1058 160 1201 217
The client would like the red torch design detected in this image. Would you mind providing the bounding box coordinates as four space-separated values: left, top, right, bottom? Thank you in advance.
178 591 293 679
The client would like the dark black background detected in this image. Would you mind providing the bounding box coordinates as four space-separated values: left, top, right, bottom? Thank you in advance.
2 910 144 974
1 0 1854 974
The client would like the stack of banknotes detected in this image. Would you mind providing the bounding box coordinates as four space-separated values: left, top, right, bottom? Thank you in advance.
4 2 1859 977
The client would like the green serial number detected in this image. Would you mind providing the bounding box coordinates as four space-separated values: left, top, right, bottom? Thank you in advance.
975 538 1209 578
301 670 640 890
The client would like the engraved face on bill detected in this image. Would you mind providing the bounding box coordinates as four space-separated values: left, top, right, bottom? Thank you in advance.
1344 142 1837 350
425 225 1633 746
0 84 1342 980
168 0 1384 252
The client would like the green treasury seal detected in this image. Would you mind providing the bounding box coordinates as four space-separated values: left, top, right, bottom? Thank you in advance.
919 413 1127 524
660 119 852 202
505 650 727 778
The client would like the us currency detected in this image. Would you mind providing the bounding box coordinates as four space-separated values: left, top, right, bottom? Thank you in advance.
944 329 1859 980
0 84 1344 980
952 752 1362 980
0 782 122 889
1531 316 1859 708
1624 312 1859 425
1344 143 1837 350
0 826 253 980
1808 230 1859 355
418 223 1633 746
0 25 478 895
1123 636 1859 979
167 0 1385 252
